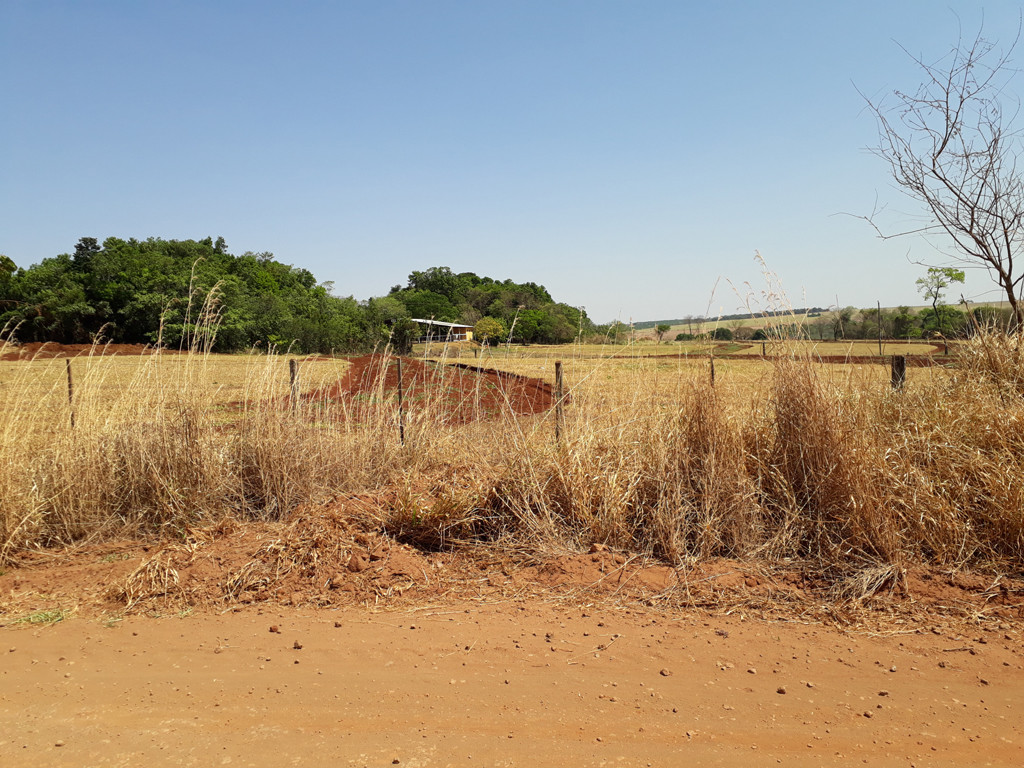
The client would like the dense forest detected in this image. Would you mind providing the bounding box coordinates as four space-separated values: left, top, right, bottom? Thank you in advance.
0 237 595 353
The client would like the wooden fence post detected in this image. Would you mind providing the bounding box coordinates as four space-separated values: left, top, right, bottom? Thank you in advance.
396 357 405 446
554 360 564 443
709 354 715 387
877 300 883 357
289 358 299 413
65 359 75 428
891 355 907 390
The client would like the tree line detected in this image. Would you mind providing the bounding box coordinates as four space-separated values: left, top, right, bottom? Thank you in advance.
379 266 593 349
797 303 1013 342
676 303 1012 344
0 238 596 353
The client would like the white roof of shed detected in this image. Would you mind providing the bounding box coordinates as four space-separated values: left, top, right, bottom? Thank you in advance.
411 319 474 329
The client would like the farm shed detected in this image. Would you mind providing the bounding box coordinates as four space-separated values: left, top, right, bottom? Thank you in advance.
412 319 474 343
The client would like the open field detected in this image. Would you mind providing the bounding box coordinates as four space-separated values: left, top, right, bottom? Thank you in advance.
0 350 351 415
2 335 1024 764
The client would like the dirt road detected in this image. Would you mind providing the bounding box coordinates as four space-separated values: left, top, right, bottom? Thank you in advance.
2 599 1021 767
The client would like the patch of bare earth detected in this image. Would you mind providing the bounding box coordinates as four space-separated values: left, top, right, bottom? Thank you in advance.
2 502 1023 767
311 354 554 424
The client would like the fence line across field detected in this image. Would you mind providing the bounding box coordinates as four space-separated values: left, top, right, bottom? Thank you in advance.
277 351 916 435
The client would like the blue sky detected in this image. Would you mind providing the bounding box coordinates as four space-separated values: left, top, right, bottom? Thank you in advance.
2 1 1022 322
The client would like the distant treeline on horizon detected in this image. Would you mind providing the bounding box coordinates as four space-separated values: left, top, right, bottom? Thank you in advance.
4 238 1011 353
631 309 829 331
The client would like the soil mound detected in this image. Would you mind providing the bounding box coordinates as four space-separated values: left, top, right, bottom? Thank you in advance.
312 354 555 424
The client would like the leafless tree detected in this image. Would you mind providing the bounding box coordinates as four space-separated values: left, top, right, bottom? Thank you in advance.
863 22 1024 328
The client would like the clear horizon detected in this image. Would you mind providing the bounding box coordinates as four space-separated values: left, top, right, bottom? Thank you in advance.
3 1 1022 324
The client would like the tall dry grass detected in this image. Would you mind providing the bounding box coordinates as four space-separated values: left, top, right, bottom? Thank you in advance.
2 328 1023 578
466 333 1024 574
0 340 435 559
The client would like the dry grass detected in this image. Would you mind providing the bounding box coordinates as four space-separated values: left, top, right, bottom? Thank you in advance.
2 331 1024 585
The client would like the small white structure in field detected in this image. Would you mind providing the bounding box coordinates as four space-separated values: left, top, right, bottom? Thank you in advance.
411 319 474 343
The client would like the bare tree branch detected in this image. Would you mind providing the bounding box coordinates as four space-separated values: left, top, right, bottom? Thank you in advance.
862 19 1024 327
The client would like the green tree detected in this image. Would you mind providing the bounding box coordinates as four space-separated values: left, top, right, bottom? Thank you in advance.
0 255 18 314
71 237 100 271
916 267 965 335
892 306 921 339
387 318 419 354
971 305 1014 332
654 323 671 343
394 289 460 322
406 267 462 300
361 296 409 348
919 305 968 338
606 321 630 343
832 307 855 340
473 317 505 344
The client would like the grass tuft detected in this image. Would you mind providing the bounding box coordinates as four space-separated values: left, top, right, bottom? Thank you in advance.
13 608 70 625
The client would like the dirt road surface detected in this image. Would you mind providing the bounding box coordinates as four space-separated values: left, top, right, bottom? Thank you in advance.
2 600 1021 767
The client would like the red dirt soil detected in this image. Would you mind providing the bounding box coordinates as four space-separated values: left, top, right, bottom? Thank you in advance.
312 354 555 425
1 510 1023 767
